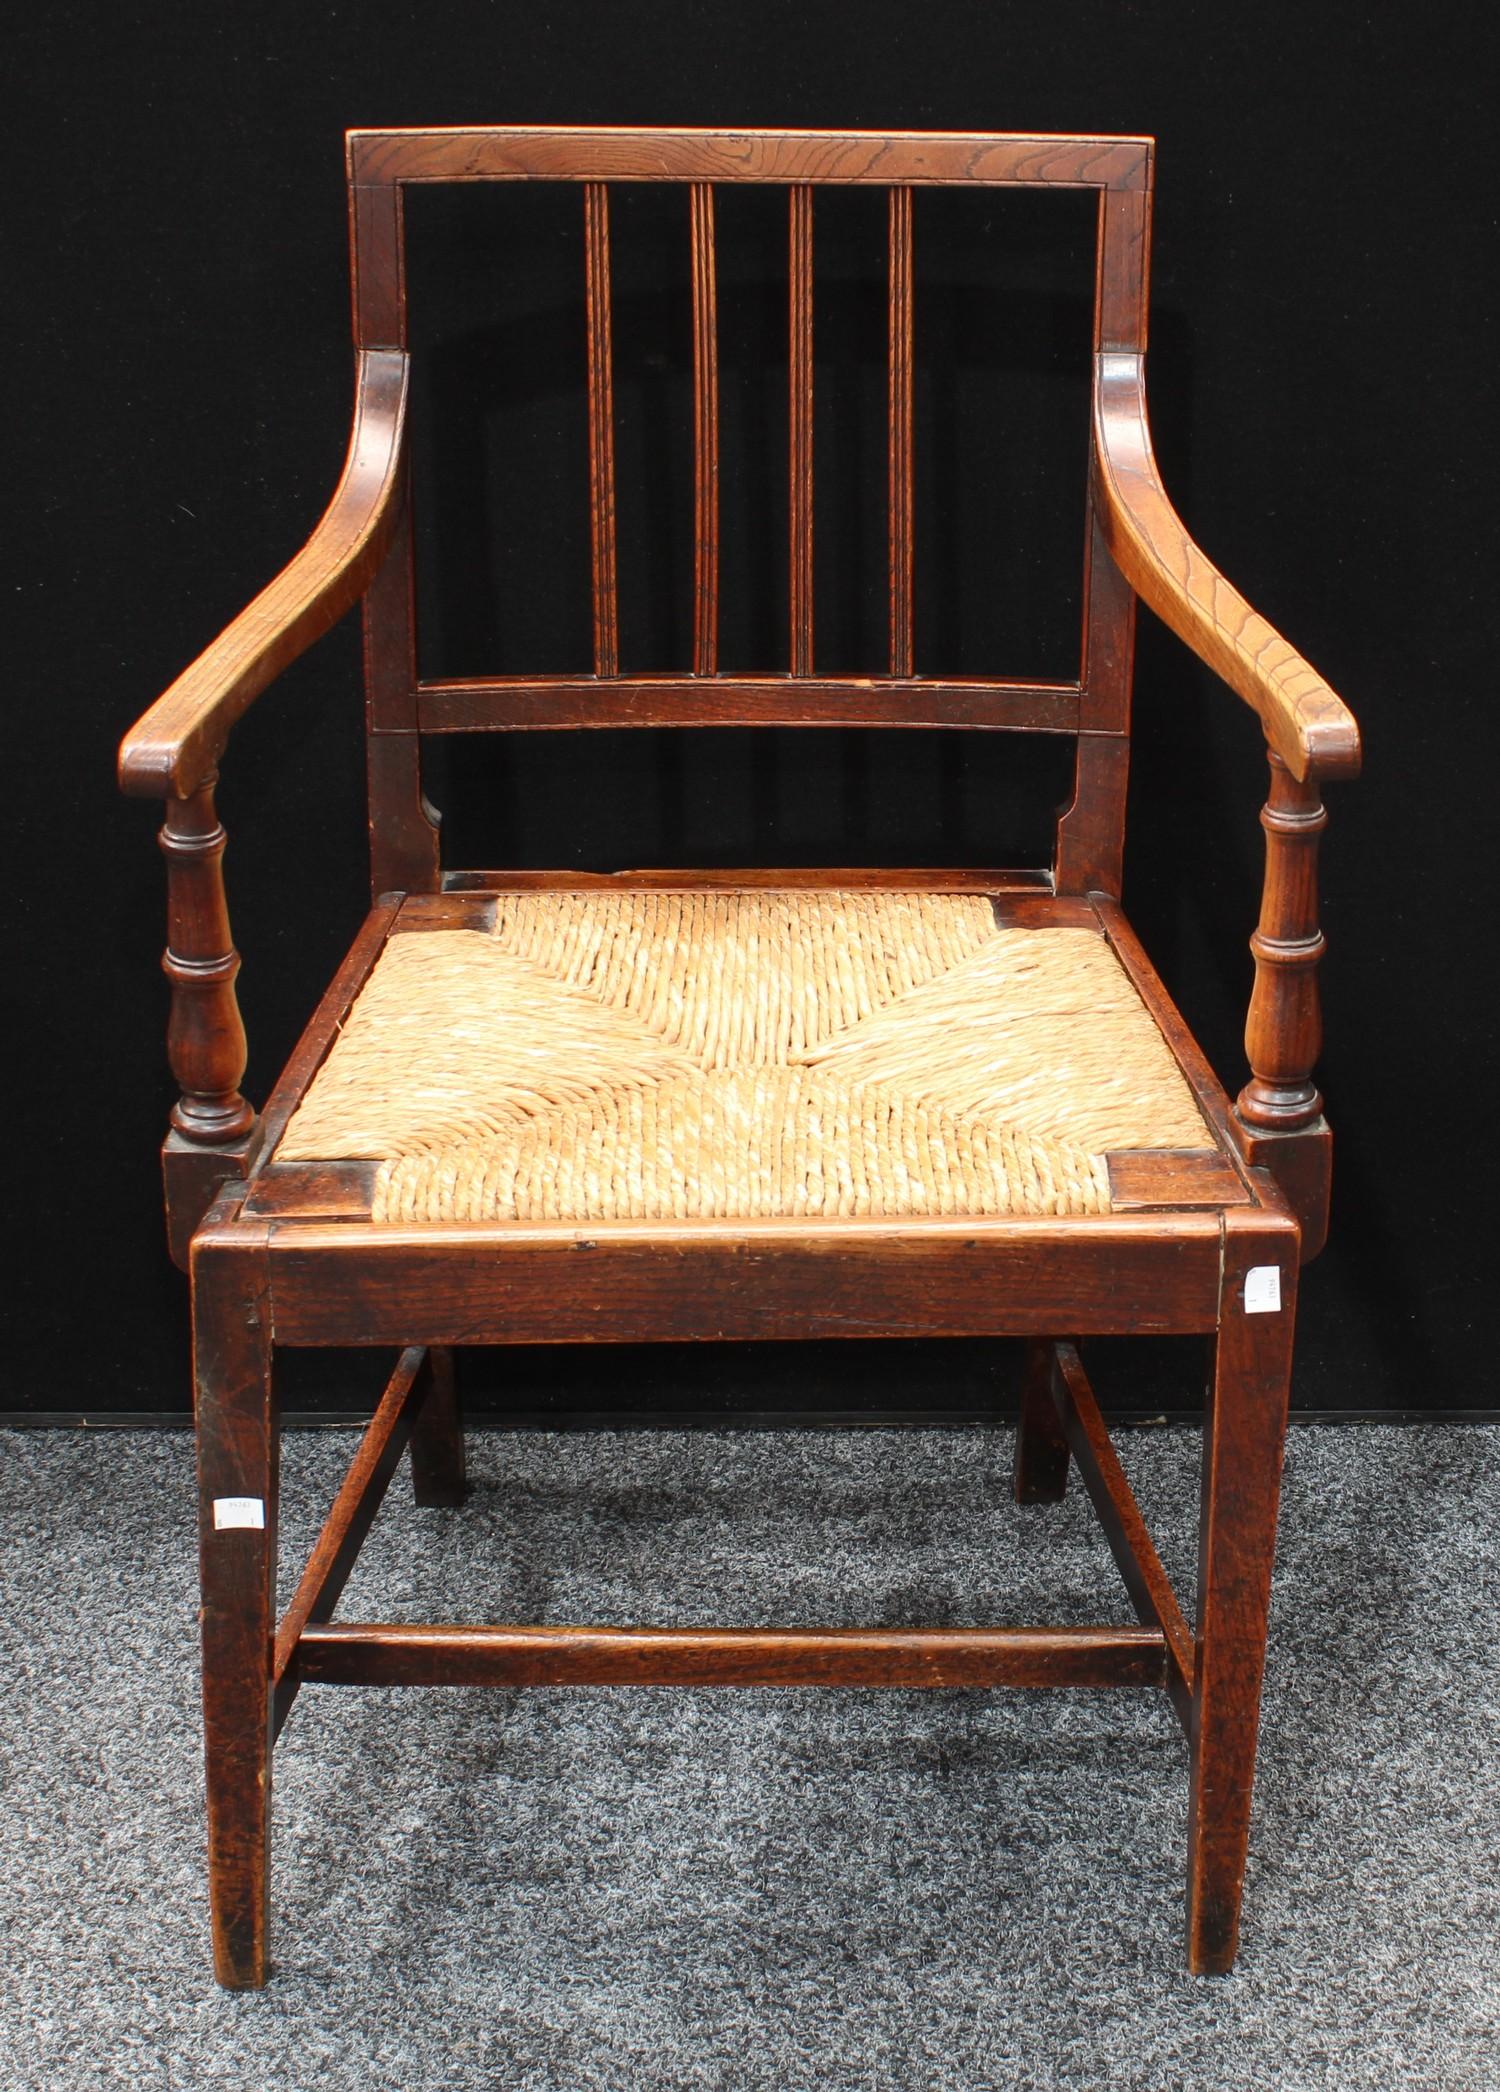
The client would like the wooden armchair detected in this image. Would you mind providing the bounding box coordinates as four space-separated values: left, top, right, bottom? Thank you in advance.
119 127 1360 1987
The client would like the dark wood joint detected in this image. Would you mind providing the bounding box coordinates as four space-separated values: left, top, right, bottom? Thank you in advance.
162 1127 260 1272
1237 1125 1334 1264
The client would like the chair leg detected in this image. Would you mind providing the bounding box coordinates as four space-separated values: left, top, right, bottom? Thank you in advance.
1013 1337 1071 1502
192 1238 277 1989
1186 1241 1297 1974
409 1345 467 1507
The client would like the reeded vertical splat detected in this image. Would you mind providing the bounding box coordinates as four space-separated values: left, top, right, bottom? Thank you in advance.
887 186 915 679
1237 751 1328 1132
583 183 619 678
788 185 815 676
159 774 255 1144
690 184 720 676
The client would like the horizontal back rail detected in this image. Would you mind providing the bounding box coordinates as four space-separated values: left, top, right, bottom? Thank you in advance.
416 674 1082 733
349 127 1152 193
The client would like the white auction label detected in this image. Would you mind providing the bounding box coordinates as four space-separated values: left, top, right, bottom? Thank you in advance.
213 1496 265 1531
1243 1266 1282 1315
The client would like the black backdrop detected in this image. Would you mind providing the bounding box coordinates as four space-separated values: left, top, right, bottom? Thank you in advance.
10 1 1496 1420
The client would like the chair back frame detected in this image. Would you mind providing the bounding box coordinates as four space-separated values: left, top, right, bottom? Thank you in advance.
346 127 1155 898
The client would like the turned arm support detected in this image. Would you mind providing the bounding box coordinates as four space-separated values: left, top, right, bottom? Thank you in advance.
159 772 254 1144
119 350 408 1154
1230 749 1338 1255
1092 353 1362 1244
1237 753 1327 1135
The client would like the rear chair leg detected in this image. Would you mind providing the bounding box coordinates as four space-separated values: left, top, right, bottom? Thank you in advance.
1013 1337 1071 1502
409 1345 467 1507
192 1235 277 1989
1187 1233 1297 1973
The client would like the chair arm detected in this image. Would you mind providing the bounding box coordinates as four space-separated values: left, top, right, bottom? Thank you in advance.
118 348 410 800
1091 352 1361 784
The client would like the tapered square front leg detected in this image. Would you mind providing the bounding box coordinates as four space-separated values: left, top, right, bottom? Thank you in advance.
408 1345 467 1508
192 1232 277 1989
1187 1224 1298 1974
1013 1338 1071 1502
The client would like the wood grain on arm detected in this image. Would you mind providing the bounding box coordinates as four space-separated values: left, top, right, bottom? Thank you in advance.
118 349 410 799
1092 352 1360 782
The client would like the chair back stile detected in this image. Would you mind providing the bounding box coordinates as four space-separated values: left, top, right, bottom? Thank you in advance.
345 128 1154 898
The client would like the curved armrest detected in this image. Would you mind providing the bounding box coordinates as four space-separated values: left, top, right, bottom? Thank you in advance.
119 348 410 799
1092 352 1361 783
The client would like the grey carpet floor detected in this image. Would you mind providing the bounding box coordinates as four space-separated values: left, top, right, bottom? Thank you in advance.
1 1421 1496 2091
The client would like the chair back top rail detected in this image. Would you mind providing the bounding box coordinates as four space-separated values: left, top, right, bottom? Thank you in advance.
347 125 1152 194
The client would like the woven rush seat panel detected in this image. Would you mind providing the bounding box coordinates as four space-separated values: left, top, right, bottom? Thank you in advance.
276 892 1211 1222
